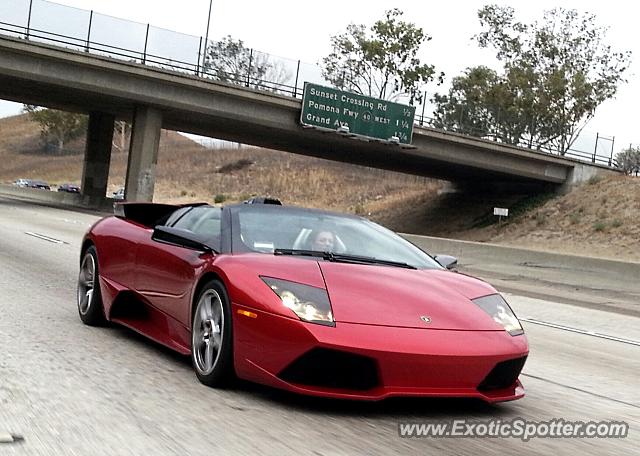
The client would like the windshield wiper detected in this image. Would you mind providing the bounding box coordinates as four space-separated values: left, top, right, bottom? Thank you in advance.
274 248 329 259
274 249 416 269
328 253 417 269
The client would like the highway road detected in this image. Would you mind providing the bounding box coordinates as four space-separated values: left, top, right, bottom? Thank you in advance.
0 196 638 455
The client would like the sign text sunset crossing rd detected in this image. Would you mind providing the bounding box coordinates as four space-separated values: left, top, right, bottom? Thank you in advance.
300 83 415 144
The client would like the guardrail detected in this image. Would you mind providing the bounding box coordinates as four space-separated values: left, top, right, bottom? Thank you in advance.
0 0 618 168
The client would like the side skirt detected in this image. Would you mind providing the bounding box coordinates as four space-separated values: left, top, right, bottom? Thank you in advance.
109 289 191 356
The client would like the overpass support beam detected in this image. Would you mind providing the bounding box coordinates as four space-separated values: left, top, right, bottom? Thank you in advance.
125 106 162 202
81 112 115 204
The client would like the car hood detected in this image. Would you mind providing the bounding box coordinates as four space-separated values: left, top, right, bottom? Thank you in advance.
319 262 503 330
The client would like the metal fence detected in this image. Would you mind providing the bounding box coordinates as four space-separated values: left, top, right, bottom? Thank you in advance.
0 0 618 167
413 107 617 167
0 0 328 96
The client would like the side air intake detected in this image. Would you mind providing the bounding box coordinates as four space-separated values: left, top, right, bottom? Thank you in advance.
478 356 527 392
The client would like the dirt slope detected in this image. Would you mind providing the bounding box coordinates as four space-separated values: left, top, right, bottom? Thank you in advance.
472 175 640 262
376 175 640 262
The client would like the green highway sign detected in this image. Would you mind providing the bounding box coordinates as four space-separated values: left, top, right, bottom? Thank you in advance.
300 83 415 144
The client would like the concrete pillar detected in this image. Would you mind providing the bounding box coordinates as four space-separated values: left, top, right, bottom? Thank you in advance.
81 112 115 204
558 163 618 194
125 106 162 202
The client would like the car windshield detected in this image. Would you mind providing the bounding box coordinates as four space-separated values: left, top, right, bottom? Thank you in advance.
232 205 442 269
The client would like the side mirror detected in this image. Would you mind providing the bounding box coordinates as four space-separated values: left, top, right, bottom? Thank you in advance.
435 254 458 270
152 226 214 252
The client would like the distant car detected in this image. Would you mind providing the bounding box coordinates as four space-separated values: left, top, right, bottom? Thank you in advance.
28 180 51 190
14 178 32 187
112 188 125 200
58 183 81 193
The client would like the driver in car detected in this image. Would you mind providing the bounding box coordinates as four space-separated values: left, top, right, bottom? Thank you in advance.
309 229 336 252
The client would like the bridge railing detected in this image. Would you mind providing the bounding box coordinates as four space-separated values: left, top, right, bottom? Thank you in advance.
413 112 616 167
0 0 617 168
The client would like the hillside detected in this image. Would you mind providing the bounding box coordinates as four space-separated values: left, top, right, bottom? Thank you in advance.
375 174 640 262
466 175 640 262
0 114 439 213
1 114 638 262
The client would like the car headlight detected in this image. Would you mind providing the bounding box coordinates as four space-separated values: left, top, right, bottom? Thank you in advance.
473 294 523 336
261 277 335 326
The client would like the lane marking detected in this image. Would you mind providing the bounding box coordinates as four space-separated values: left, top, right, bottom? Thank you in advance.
0 433 13 443
59 217 92 226
522 373 640 410
24 232 67 245
521 317 640 347
0 432 23 444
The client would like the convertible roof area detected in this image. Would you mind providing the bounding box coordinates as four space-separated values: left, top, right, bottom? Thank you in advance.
113 196 359 229
114 202 208 228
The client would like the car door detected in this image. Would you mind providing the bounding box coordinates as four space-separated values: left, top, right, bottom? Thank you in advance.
134 206 222 326
96 218 148 291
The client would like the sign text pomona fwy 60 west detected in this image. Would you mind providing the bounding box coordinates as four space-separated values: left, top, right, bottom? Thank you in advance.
300 83 415 144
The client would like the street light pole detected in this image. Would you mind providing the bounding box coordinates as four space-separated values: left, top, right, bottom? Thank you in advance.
202 0 213 73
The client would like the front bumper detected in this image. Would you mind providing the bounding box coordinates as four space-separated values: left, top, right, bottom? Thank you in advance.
232 303 528 402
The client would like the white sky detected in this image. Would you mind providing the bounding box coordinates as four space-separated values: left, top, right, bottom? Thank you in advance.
1 0 637 154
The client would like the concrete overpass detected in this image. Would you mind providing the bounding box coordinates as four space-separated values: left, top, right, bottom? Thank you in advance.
0 36 613 203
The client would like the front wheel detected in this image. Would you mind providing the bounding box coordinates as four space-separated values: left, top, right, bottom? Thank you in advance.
191 279 234 387
77 246 107 326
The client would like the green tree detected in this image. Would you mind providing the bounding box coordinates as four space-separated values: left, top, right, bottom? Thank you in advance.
23 105 87 154
433 64 542 146
434 5 631 154
204 35 291 92
614 147 640 175
321 9 443 104
476 5 631 154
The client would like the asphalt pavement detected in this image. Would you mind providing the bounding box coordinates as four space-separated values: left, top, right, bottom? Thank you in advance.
0 195 638 455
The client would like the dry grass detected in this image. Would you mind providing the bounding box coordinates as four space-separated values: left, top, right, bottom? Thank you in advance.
464 175 640 262
367 173 640 262
0 114 439 214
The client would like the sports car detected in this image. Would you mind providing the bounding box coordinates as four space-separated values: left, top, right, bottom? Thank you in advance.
77 199 528 402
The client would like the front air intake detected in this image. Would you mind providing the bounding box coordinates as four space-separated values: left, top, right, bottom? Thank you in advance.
278 348 379 391
478 356 527 391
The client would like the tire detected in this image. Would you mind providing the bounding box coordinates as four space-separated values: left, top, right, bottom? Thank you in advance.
77 246 107 326
191 279 234 387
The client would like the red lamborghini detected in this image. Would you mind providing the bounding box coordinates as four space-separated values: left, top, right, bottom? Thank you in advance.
77 199 528 402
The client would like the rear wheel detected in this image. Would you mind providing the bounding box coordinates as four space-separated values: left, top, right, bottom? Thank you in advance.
77 246 106 326
191 279 234 387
